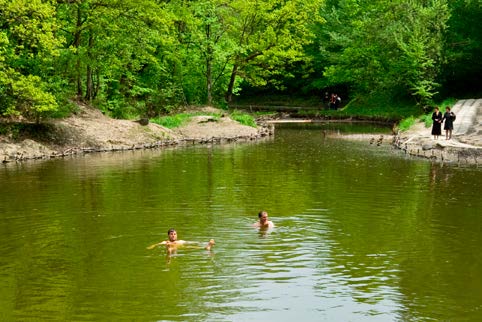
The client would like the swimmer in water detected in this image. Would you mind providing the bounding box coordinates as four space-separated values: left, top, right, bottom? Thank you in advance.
147 228 215 253
253 210 274 229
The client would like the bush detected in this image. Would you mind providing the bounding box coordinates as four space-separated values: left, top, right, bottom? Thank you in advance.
398 116 417 131
419 114 432 128
0 73 58 122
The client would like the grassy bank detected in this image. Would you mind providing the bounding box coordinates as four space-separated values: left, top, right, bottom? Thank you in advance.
232 93 421 120
151 110 256 129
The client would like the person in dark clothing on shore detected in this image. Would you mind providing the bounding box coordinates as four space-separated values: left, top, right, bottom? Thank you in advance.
442 106 456 140
431 107 443 139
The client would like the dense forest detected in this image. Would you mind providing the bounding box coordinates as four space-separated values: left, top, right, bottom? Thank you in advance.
1 0 481 121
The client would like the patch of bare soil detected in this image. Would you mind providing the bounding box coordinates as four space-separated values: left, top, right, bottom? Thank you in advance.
173 105 262 139
175 115 259 139
1 104 271 163
54 106 177 148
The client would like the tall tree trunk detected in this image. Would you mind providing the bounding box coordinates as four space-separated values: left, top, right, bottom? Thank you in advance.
94 69 100 99
85 65 93 101
85 30 94 101
225 64 238 103
74 5 83 98
206 24 213 105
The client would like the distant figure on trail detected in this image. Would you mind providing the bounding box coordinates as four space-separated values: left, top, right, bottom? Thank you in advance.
323 92 330 108
329 93 336 110
253 211 274 229
147 228 215 254
329 93 341 110
334 94 341 109
431 107 443 140
442 107 456 140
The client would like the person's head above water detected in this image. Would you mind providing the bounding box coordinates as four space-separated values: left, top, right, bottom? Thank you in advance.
254 210 274 228
167 228 177 242
258 210 268 222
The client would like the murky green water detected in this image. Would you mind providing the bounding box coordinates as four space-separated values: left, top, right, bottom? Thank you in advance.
1 123 482 321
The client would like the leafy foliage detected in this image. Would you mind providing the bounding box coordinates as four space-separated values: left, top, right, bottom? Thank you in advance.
419 114 433 128
316 0 449 106
398 116 417 132
0 0 62 121
0 0 479 122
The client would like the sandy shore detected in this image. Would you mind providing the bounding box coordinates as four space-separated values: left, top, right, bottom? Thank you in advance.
1 105 273 163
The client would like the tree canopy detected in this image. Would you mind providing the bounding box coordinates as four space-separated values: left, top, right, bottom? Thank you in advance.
0 0 480 120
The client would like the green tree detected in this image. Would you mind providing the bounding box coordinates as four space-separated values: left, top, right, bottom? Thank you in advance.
393 0 449 105
165 0 226 106
317 0 449 105
0 0 62 121
440 0 482 96
56 0 177 117
223 0 322 102
168 0 324 105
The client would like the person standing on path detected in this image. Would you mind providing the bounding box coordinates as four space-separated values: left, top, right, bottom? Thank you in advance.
431 107 443 139
442 107 456 140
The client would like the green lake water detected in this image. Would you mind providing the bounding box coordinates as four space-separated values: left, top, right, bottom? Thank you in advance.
1 123 482 321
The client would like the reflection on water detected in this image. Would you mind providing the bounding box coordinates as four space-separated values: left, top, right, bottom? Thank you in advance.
1 123 482 321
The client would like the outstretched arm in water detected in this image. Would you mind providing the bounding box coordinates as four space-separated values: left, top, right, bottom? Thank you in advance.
147 239 215 251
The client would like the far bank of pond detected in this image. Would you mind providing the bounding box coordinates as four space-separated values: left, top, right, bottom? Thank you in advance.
2 100 481 166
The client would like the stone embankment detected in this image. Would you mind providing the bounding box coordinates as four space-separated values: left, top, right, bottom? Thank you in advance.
394 99 482 165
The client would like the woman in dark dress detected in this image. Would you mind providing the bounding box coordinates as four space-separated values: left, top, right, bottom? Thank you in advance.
442 106 456 140
431 107 443 139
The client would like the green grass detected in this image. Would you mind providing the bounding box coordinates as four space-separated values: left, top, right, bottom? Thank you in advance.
398 116 417 131
229 110 256 127
341 94 422 120
151 113 192 128
419 114 432 128
151 112 221 129
0 123 17 137
438 97 457 111
253 111 278 117
151 110 256 129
